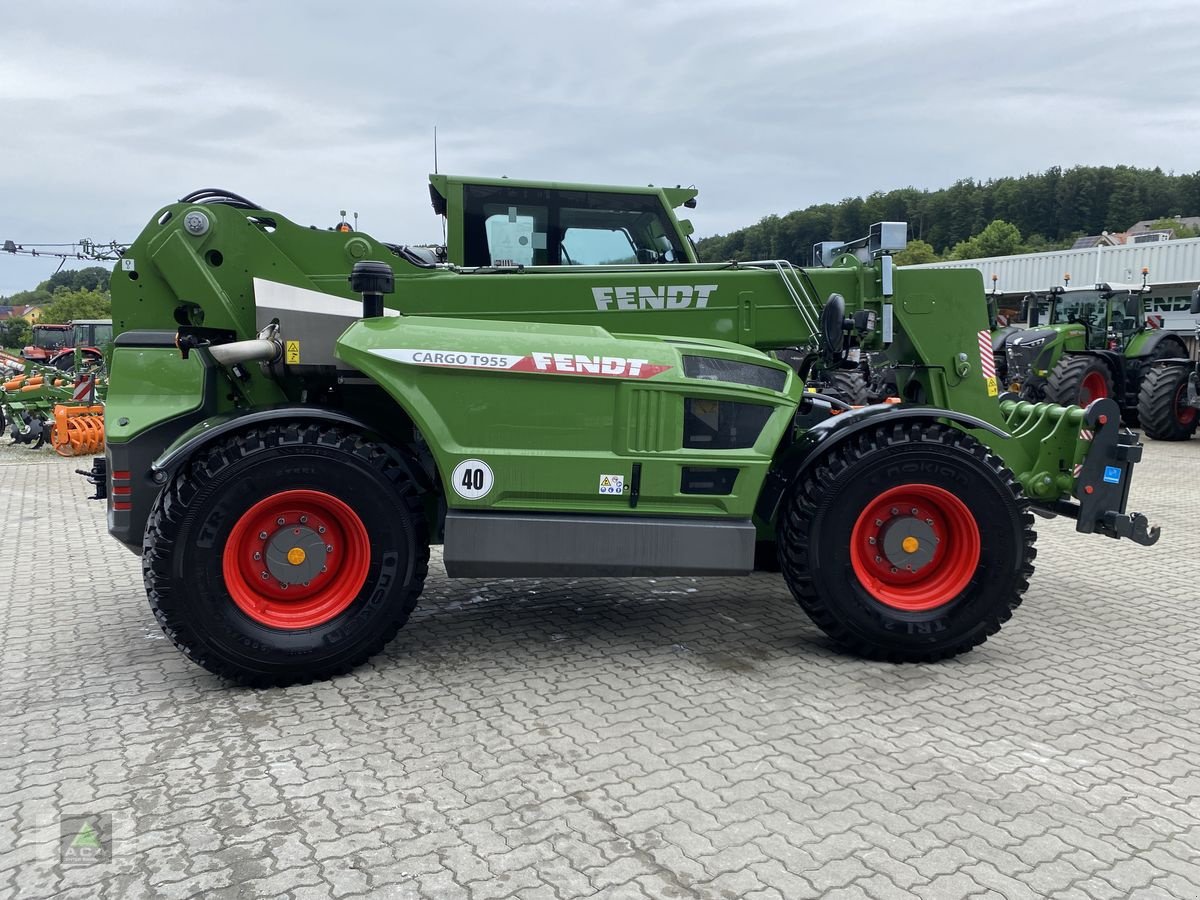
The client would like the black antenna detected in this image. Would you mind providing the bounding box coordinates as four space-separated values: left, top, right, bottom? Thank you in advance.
435 125 447 250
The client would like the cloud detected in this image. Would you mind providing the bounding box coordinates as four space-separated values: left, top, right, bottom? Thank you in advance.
3 0 1200 295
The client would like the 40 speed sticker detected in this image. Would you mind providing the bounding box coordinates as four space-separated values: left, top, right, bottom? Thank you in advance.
452 459 494 500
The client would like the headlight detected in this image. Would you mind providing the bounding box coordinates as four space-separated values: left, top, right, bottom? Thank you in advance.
682 355 788 391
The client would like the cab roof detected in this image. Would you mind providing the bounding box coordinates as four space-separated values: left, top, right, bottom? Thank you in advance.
428 174 698 210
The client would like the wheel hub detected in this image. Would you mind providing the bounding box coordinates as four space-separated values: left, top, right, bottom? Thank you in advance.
263 524 328 586
879 517 938 573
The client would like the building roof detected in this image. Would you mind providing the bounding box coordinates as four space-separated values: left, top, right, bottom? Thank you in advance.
1126 216 1200 235
907 233 1200 292
1070 234 1120 250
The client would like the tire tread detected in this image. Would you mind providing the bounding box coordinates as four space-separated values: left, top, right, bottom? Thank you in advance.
777 422 1036 662
143 424 429 686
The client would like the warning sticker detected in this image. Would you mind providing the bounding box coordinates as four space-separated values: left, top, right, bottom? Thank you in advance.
985 375 998 397
285 340 301 364
598 474 625 495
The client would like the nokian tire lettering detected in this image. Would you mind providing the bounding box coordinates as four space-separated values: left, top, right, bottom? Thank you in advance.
777 422 1036 661
143 424 429 686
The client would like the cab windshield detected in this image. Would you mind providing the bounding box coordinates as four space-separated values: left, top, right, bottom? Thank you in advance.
1052 292 1106 328
33 329 68 349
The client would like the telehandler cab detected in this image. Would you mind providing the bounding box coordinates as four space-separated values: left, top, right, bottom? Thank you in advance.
83 180 1159 685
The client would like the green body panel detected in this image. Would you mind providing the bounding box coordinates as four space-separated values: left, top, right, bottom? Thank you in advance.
1123 330 1161 358
103 348 207 443
335 317 795 518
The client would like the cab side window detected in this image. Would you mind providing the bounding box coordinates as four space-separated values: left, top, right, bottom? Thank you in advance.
462 185 684 267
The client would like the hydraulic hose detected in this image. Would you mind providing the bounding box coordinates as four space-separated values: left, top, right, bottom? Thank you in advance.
208 338 281 367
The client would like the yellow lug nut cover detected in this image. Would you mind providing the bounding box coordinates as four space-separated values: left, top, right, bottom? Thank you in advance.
287 547 307 565
901 536 920 554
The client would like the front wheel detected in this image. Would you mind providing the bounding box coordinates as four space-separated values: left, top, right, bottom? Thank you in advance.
778 422 1036 661
144 424 429 686
1137 365 1199 441
1044 355 1113 408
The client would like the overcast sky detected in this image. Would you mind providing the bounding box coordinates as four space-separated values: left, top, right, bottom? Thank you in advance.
3 0 1200 297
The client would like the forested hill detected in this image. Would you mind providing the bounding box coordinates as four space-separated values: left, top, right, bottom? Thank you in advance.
694 165 1200 265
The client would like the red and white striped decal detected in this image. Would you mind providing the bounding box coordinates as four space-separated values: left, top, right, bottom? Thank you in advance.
72 375 94 401
1080 429 1094 442
1073 463 1083 477
978 330 996 379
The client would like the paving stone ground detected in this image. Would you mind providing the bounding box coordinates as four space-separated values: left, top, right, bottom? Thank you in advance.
0 437 1197 899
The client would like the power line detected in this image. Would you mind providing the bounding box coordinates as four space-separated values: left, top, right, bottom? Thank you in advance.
2 239 129 263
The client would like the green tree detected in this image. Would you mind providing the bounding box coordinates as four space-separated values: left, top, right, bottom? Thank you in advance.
0 318 32 350
893 239 939 266
1 287 52 308
45 266 111 294
695 164 1199 265
950 220 1023 260
37 288 112 324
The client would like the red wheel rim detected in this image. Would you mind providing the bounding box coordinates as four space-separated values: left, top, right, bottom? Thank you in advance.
222 489 371 629
1175 381 1197 426
1080 371 1108 405
849 484 981 612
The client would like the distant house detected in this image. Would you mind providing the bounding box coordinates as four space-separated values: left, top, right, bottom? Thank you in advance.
1070 233 1122 250
1125 216 1200 241
0 304 43 322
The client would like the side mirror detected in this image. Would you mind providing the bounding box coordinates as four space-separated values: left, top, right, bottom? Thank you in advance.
820 293 848 362
1192 287 1200 315
986 295 999 331
1125 296 1143 321
1023 296 1040 327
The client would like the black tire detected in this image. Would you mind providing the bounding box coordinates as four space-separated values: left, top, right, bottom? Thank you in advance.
1137 365 1199 441
144 423 429 686
777 422 1036 662
1044 355 1113 408
51 353 74 372
826 370 869 406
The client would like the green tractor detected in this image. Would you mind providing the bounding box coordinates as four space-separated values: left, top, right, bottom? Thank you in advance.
1136 287 1200 441
1004 277 1189 418
83 181 1159 686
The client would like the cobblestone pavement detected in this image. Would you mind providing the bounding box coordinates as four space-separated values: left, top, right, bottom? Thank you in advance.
0 438 1198 900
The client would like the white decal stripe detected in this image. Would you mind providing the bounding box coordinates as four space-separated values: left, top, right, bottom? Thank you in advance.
369 348 527 369
253 278 401 318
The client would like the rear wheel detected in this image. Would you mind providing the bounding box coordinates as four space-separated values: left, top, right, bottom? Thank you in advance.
1045 355 1113 408
144 424 429 686
777 422 1036 661
826 370 869 406
1137 365 1199 441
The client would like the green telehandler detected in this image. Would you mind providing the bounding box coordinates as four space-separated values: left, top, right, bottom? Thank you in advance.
82 181 1159 685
